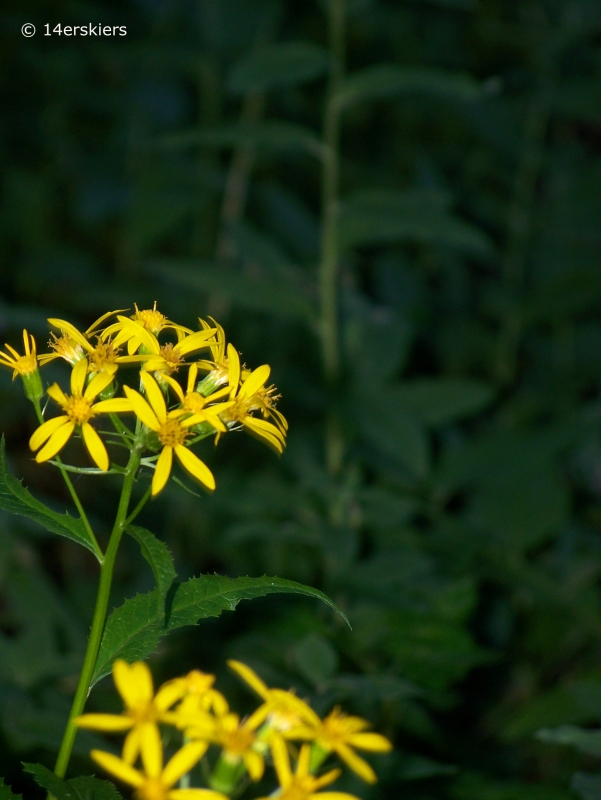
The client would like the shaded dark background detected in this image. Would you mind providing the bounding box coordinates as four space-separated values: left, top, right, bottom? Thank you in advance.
2 0 601 797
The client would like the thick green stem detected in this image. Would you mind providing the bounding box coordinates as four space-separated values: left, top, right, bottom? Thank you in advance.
32 400 103 561
319 0 346 476
53 446 142 778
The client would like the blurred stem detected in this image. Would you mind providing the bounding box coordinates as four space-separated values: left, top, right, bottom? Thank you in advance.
320 0 346 476
53 445 143 779
495 87 549 383
33 400 102 561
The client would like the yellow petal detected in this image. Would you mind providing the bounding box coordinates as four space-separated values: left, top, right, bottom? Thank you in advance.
227 344 240 398
312 769 342 790
244 750 264 782
243 418 284 453
239 364 270 399
29 416 69 451
82 422 109 471
92 398 133 414
70 358 88 395
187 363 198 394
270 735 292 789
123 386 160 431
161 373 185 403
86 309 129 335
118 318 160 353
36 421 75 462
84 370 114 401
47 319 92 352
335 743 377 783
123 726 142 765
152 446 173 496
75 714 134 732
297 744 311 777
348 732 393 752
154 681 188 713
90 750 144 788
162 741 208 788
47 383 68 407
227 660 269 700
140 722 163 779
174 445 215 492
113 659 154 709
174 328 217 357
141 371 167 422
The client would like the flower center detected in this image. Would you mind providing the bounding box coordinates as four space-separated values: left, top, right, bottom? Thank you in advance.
49 334 86 365
159 343 183 374
136 779 167 800
14 354 37 376
89 340 120 371
280 778 314 800
65 395 94 425
132 304 166 334
158 418 189 448
225 397 253 425
183 392 206 414
128 702 158 725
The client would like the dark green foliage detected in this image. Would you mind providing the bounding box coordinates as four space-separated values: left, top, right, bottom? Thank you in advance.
24 764 124 800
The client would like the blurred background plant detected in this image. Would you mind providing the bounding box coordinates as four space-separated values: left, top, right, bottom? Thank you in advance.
2 0 601 797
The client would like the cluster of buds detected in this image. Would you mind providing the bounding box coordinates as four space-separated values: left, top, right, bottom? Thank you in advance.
76 659 392 800
0 305 287 495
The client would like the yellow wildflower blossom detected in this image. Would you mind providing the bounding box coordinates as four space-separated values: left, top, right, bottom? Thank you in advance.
29 359 132 471
185 710 265 782
102 302 193 355
285 707 392 784
161 670 229 718
124 372 216 495
259 737 359 800
219 344 287 453
0 330 39 378
228 660 319 733
76 659 188 765
162 364 231 432
91 723 225 800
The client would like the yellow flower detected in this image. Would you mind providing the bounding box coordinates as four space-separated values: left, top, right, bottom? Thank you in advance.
106 318 218 377
161 670 229 718
0 330 39 378
228 660 319 734
76 660 188 764
39 311 131 371
219 344 287 453
285 707 392 784
185 710 265 782
91 723 226 800
29 359 132 471
259 737 359 800
124 372 216 495
162 364 232 433
102 302 193 354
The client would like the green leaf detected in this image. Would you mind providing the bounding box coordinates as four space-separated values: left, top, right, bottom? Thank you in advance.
24 764 124 800
334 65 482 111
536 725 601 757
92 575 349 686
161 122 324 159
0 436 100 560
149 260 315 321
0 778 22 800
339 189 492 255
228 41 329 93
126 526 177 603
572 773 601 800
390 378 495 425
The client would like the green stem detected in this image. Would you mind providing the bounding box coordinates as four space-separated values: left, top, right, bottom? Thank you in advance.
53 445 142 778
33 400 103 561
319 0 346 476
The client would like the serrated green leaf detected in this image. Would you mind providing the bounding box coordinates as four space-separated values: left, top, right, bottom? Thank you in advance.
390 378 495 425
161 122 324 159
339 189 492 255
0 778 22 800
0 436 100 560
127 526 176 603
536 725 601 757
92 575 349 686
228 41 329 93
334 65 482 111
149 260 315 321
24 764 123 800
572 773 601 800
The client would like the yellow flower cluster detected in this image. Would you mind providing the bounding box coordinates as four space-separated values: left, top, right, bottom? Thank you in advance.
76 659 392 800
0 306 287 495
